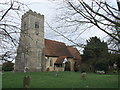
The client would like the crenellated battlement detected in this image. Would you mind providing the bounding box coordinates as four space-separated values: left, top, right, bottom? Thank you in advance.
22 10 44 19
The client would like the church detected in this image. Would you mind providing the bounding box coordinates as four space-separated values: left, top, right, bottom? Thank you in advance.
15 10 81 72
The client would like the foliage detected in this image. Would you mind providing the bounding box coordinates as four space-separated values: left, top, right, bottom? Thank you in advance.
94 59 109 73
83 36 108 60
108 53 120 70
0 0 27 62
2 61 14 71
74 62 81 72
79 63 92 72
81 37 110 73
117 55 120 70
2 72 118 88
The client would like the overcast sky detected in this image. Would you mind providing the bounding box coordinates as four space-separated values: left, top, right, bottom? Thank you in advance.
0 0 118 55
20 0 108 42
22 0 109 51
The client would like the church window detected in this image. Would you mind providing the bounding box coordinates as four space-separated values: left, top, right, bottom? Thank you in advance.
50 60 52 66
35 22 39 35
35 22 39 28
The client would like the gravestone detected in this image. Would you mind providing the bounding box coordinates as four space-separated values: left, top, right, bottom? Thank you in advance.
81 71 87 80
23 76 30 88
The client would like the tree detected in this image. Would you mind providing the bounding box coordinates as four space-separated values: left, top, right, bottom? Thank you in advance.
2 61 14 71
108 53 120 70
94 59 109 73
0 0 28 62
79 36 109 73
83 36 108 60
53 0 120 53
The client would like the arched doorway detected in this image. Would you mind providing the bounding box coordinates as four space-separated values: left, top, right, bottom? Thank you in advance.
65 61 70 71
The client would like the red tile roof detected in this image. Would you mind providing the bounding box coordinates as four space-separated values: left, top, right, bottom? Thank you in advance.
44 39 81 64
67 46 81 60
55 56 66 64
67 46 81 64
44 39 73 58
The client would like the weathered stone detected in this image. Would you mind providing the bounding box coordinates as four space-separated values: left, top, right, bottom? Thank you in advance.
15 10 45 72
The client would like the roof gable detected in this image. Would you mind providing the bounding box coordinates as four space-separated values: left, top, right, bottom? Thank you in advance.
67 46 81 60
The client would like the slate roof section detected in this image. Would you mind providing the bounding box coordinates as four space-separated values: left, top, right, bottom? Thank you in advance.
44 39 73 58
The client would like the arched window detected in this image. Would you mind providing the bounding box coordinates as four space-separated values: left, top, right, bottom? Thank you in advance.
50 60 52 66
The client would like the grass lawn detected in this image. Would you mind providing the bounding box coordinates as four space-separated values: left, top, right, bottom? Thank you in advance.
0 72 2 89
2 71 119 88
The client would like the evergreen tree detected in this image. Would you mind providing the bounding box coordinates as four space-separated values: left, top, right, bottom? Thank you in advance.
82 36 110 73
83 36 108 60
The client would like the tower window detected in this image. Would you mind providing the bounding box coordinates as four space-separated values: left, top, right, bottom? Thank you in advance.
35 22 39 28
35 22 39 35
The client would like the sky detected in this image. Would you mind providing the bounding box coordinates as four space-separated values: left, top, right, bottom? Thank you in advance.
20 0 108 42
0 0 118 58
20 0 109 50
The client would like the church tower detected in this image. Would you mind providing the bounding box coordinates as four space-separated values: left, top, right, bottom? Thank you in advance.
15 10 45 72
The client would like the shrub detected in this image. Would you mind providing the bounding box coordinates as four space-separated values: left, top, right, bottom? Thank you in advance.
94 60 109 73
79 63 92 72
2 61 14 71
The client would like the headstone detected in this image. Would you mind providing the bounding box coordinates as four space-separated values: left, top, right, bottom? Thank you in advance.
23 76 30 88
81 71 87 80
46 68 50 75
56 69 60 76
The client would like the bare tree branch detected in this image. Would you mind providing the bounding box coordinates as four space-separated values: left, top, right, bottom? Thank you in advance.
0 0 28 62
51 0 120 53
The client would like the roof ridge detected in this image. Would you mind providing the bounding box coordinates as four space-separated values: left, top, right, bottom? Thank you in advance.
45 39 65 44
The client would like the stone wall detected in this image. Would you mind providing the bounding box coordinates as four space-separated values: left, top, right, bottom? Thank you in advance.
15 10 45 72
45 56 75 71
